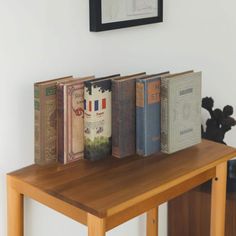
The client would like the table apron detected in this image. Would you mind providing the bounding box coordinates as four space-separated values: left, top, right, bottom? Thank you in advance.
7 176 87 226
7 167 216 232
106 168 216 231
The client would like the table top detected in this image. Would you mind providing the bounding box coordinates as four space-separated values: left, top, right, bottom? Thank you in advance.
8 140 236 218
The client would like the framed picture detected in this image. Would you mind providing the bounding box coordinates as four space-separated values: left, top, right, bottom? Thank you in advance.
89 0 163 32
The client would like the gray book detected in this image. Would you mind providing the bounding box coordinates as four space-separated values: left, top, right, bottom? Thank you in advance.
161 71 202 154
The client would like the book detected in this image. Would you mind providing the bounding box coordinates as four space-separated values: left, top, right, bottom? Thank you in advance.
34 76 73 165
136 72 169 156
112 72 146 158
57 76 94 164
84 74 120 161
161 71 202 154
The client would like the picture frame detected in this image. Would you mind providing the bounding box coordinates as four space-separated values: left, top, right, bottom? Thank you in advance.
89 0 163 32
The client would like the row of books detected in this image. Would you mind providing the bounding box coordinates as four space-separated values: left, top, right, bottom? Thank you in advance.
34 70 202 165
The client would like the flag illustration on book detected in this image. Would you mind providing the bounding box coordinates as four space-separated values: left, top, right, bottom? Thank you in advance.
84 99 106 111
84 74 120 161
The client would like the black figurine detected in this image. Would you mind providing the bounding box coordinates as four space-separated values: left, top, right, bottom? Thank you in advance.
202 97 236 144
201 97 236 191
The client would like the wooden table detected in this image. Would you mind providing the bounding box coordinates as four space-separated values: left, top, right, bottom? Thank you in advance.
7 140 236 236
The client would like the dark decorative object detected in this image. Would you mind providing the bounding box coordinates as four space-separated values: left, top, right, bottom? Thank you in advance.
168 97 236 236
201 97 236 191
202 97 236 144
89 0 163 32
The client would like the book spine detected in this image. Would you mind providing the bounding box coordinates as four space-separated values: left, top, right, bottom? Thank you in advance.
161 79 169 153
84 82 91 159
136 80 146 156
85 81 112 161
146 79 161 155
34 84 41 164
57 85 65 164
112 81 120 157
113 80 136 158
66 83 84 163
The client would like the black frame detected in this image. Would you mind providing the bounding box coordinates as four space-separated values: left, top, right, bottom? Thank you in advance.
89 0 163 32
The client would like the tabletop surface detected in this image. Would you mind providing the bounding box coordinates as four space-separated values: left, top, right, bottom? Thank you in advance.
8 140 236 217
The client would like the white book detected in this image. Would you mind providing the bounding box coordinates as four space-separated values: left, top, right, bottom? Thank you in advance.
161 71 202 154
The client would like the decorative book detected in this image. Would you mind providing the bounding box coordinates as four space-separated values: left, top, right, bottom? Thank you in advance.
112 73 146 158
57 77 94 164
84 74 120 161
34 76 73 165
136 75 163 156
161 71 202 154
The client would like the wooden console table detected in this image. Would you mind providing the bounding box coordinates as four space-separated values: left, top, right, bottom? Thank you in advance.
7 140 236 236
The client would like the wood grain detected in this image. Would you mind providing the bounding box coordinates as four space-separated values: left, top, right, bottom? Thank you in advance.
9 176 87 225
8 140 236 219
7 176 24 236
106 168 215 231
88 214 105 236
147 208 158 236
210 162 227 236
168 181 236 236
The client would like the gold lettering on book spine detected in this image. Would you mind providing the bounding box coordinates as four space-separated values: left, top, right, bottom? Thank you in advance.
136 82 144 107
148 80 160 104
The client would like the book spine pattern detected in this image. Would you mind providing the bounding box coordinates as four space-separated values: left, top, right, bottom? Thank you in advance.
66 83 84 163
84 81 112 161
112 80 136 158
43 85 58 163
168 73 202 153
136 81 145 156
35 84 58 165
112 81 120 157
57 85 65 163
34 85 41 163
160 79 169 153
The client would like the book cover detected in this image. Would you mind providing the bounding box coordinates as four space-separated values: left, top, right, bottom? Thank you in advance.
136 75 161 156
57 77 94 164
34 76 73 165
161 71 202 154
84 75 120 161
112 73 146 158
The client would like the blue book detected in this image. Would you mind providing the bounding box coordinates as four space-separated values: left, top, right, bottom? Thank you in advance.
136 76 161 156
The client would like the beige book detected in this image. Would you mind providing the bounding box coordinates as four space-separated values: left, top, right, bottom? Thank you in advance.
161 71 202 154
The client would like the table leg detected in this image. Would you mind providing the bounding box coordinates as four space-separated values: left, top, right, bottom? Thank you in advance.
7 176 24 236
147 207 158 236
210 162 227 236
88 213 106 236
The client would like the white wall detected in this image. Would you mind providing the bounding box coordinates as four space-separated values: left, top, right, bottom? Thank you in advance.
1 0 236 235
